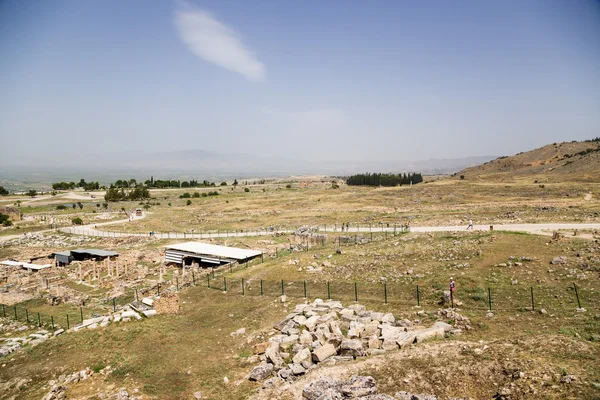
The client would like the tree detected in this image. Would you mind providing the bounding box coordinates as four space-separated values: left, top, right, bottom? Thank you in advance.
460 175 465 180
71 217 83 225
233 179 238 186
56 205 67 210
0 186 9 195
244 188 250 192
220 182 227 186
26 190 37 197
77 202 83 209
0 213 12 226
180 192 191 199
102 203 108 209
78 179 87 188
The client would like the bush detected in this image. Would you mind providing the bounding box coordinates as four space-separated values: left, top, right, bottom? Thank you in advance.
186 199 192 206
286 184 292 189
56 205 67 210
220 182 227 186
0 214 13 227
180 192 191 199
201 193 208 197
460 175 465 180
192 192 200 198
244 188 250 193
71 217 83 225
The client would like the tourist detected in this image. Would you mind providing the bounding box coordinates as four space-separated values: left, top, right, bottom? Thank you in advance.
467 219 473 230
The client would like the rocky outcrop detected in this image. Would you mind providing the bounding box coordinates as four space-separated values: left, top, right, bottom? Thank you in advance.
248 300 462 384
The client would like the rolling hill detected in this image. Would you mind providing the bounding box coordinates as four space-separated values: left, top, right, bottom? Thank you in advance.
455 139 600 182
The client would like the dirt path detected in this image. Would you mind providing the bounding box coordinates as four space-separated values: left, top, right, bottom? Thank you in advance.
56 221 600 240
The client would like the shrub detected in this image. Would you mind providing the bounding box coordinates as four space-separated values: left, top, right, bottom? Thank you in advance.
244 188 250 193
201 193 208 197
192 192 200 198
460 175 465 180
72 217 83 225
56 205 67 210
186 199 192 206
180 192 191 199
220 182 227 186
286 184 292 189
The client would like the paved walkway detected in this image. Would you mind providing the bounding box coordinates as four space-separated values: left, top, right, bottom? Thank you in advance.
57 221 600 240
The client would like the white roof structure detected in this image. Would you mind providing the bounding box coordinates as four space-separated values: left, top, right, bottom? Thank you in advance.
1 260 23 267
165 242 262 261
21 263 52 271
1 260 52 271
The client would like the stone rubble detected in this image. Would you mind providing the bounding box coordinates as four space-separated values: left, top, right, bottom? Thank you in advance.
40 366 141 400
248 300 464 384
300 375 466 399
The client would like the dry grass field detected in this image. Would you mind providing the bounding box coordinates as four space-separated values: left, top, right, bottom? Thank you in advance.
1 171 600 399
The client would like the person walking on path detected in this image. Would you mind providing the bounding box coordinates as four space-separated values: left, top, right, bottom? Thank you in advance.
450 277 456 293
467 219 473 230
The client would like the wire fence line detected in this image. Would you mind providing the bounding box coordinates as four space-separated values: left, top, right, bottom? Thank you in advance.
60 222 412 241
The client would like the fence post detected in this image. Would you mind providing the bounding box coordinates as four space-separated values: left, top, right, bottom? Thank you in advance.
157 283 160 296
488 288 492 312
38 312 41 327
281 280 285 296
242 279 245 296
192 270 196 286
573 283 581 309
80 307 83 323
260 280 263 296
135 288 139 303
113 298 116 312
176 277 179 291
224 277 227 292
67 314 70 330
354 282 358 302
327 281 331 300
530 287 535 311
262 253 264 263
14 306 17 320
51 316 55 331
303 280 307 298
384 283 387 304
207 274 210 288
416 285 420 307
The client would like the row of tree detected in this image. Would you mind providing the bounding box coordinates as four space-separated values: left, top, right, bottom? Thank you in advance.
346 172 423 187
104 186 150 202
53 179 100 191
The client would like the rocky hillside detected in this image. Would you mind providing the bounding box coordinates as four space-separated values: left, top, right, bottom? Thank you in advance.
455 139 600 182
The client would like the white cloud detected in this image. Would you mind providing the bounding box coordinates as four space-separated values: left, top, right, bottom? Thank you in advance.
175 6 265 81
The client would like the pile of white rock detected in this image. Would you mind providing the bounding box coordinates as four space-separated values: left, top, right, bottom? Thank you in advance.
72 299 157 331
248 299 454 384
0 329 63 357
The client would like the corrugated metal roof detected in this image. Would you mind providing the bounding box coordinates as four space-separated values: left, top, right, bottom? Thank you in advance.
52 251 72 257
70 249 119 257
165 242 261 260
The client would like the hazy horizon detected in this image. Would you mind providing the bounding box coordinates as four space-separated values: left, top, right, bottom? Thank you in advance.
1 0 599 165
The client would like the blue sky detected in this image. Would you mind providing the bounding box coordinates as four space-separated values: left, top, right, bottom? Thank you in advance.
1 0 599 163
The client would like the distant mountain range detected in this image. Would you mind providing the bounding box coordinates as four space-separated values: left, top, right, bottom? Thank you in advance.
0 149 496 179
